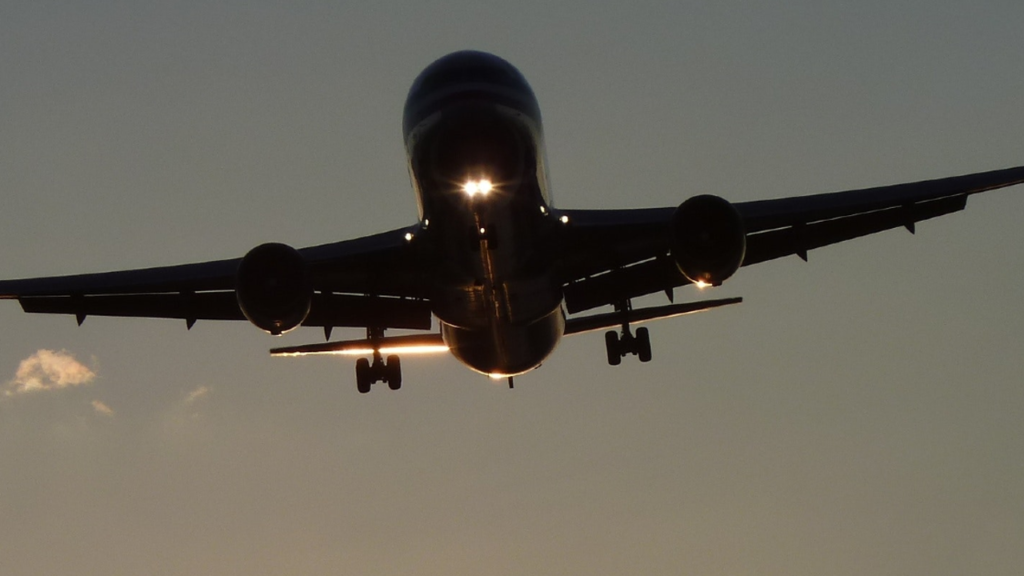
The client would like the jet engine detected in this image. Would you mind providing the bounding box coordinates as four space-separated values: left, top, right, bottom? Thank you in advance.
670 195 746 286
235 243 312 335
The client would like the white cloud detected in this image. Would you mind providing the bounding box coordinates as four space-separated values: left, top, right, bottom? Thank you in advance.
91 400 115 417
184 386 210 405
4 349 97 396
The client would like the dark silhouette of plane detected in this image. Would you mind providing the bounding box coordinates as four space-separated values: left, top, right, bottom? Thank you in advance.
2 51 1022 392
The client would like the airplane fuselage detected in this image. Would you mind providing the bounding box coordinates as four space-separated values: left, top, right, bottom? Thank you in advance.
403 51 564 377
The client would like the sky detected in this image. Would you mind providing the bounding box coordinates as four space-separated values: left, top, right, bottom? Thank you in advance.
1 1 1023 575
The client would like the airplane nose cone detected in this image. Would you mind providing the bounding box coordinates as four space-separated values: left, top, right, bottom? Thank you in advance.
403 50 541 139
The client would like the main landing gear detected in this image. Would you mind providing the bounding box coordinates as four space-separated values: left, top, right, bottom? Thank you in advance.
355 352 402 393
604 301 652 366
355 327 402 394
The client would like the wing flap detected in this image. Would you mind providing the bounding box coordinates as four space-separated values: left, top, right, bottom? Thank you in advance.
564 297 742 336
737 165 1024 233
304 295 432 330
742 194 967 266
270 333 446 357
18 292 433 330
564 257 683 314
19 292 243 325
0 259 239 299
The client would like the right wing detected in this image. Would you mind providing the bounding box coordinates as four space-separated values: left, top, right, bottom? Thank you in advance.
558 165 1024 313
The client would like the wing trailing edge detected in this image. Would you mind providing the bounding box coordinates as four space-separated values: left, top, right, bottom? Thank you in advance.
564 297 743 336
270 333 447 357
18 292 433 331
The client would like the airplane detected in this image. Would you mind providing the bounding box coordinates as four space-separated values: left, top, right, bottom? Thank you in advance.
1 50 1022 393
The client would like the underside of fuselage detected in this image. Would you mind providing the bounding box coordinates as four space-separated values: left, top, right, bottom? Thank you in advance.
403 51 564 376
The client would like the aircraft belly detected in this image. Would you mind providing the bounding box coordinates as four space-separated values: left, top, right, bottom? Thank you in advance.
441 307 564 376
431 260 561 327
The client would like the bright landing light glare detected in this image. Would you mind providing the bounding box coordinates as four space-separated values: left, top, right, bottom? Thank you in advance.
463 178 493 197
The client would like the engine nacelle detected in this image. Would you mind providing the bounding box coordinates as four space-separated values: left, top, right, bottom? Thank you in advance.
235 243 312 335
670 195 746 287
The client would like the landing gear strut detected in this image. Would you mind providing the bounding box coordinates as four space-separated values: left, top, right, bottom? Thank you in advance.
604 300 652 365
355 327 403 393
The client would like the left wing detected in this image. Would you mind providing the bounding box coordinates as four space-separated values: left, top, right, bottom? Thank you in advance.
0 226 433 331
559 165 1024 313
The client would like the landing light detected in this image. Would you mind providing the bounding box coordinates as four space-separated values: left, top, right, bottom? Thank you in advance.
463 179 493 197
695 280 711 289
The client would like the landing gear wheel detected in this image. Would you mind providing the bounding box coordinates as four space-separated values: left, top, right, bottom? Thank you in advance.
355 358 371 394
605 331 622 366
636 327 652 363
386 355 402 390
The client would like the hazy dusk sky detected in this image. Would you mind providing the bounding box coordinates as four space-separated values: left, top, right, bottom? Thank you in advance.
2 2 1022 575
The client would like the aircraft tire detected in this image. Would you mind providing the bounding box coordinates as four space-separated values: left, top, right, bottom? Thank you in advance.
605 331 621 366
636 327 652 363
386 355 402 390
356 358 372 393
